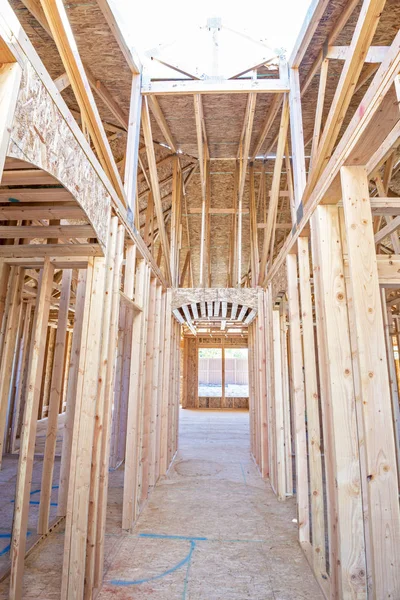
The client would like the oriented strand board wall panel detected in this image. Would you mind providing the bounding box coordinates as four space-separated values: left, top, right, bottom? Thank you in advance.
182 337 197 408
8 62 111 247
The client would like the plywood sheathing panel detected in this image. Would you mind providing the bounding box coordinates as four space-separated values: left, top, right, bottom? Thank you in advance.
8 62 111 247
271 262 288 303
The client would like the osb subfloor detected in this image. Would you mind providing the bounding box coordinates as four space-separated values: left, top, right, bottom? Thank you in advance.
99 409 323 600
0 409 323 599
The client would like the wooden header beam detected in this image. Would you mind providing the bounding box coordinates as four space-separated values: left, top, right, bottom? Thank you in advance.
142 79 289 96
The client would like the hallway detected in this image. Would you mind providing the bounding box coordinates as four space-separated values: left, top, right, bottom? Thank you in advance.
99 409 323 599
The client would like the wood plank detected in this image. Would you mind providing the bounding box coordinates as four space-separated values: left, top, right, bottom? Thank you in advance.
272 309 285 500
39 0 126 203
149 283 162 487
1 169 58 186
0 225 95 239
141 97 172 284
0 206 85 220
10 258 55 600
5 257 90 269
310 206 367 598
0 268 24 465
159 290 172 475
57 269 87 517
61 257 106 600
309 58 329 174
251 94 282 160
256 289 268 476
237 93 256 287
122 258 146 529
286 254 309 545
341 165 400 598
142 78 290 95
249 164 259 286
265 29 400 288
38 269 72 535
124 73 142 212
259 95 289 283
148 96 177 152
297 237 326 579
306 0 387 194
327 45 388 63
94 223 124 584
0 243 102 257
381 290 400 473
289 68 306 210
85 217 119 595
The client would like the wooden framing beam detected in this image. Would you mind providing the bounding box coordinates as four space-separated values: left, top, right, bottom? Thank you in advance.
141 97 172 285
326 45 388 63
39 0 126 202
288 68 306 212
297 237 326 581
0 225 95 239
249 163 259 286
194 93 209 287
310 204 366 597
305 0 387 196
10 258 55 600
148 96 177 152
341 165 400 598
251 94 282 160
286 254 309 545
237 93 257 287
259 95 289 283
266 29 400 287
61 257 106 600
289 0 331 68
142 79 290 95
0 244 102 258
57 269 87 517
38 268 72 535
124 73 142 213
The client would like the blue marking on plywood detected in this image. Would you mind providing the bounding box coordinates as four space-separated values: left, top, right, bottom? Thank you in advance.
139 533 207 542
0 532 32 557
110 538 196 587
11 485 59 507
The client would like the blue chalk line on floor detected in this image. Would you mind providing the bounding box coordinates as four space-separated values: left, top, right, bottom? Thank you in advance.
109 532 268 597
110 533 199 593
11 484 59 507
0 532 32 557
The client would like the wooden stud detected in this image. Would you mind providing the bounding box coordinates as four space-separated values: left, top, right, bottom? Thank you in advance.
297 237 326 579
38 269 72 534
286 253 310 545
341 166 400 598
272 309 286 500
0 268 24 465
85 217 119 597
312 203 371 595
61 257 106 600
10 258 55 600
57 270 87 517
